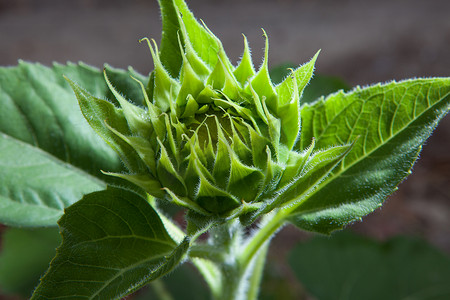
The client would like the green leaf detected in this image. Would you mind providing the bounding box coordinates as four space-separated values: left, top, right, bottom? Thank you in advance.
0 135 105 227
246 32 277 114
0 62 140 226
32 187 189 300
290 78 450 234
243 143 353 225
0 62 122 179
269 62 295 85
0 227 61 296
289 233 450 300
278 144 354 206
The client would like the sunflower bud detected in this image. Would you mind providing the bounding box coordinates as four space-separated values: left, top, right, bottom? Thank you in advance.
71 8 321 221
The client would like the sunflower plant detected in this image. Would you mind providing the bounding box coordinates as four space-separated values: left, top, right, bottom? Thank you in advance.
0 0 449 299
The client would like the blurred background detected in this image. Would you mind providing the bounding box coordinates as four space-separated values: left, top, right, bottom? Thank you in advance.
0 0 449 299
1 0 450 85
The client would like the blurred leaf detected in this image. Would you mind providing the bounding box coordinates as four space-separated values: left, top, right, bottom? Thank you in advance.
259 266 303 300
269 63 295 85
0 135 105 227
133 263 209 300
301 74 350 104
31 187 189 299
0 62 122 178
0 227 61 296
289 233 450 300
0 62 143 227
159 263 209 300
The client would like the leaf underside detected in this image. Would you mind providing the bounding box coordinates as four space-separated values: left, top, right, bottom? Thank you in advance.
289 78 450 233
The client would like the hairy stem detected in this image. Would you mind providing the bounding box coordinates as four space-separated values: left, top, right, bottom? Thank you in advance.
190 212 288 300
189 244 227 262
213 220 245 300
246 241 270 300
239 210 286 270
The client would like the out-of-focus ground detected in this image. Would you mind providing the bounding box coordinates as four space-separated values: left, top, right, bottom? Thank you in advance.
0 0 449 298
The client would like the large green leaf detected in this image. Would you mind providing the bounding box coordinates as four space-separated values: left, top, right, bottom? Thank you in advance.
31 187 189 300
241 143 353 225
289 78 450 234
0 62 143 226
289 233 450 300
0 227 61 297
0 135 105 227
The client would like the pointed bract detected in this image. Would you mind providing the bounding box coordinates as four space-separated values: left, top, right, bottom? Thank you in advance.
72 0 331 222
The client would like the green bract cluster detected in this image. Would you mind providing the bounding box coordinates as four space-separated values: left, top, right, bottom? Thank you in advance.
2 0 450 298
68 6 343 222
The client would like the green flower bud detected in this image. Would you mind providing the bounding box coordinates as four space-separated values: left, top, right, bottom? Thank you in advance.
73 9 320 221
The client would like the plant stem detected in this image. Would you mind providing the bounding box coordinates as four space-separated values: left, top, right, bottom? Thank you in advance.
239 210 286 270
191 257 222 299
191 211 289 300
246 241 269 300
188 244 226 262
211 220 245 300
218 213 286 300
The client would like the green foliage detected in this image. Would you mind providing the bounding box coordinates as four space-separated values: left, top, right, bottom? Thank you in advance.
31 187 188 299
134 264 210 300
289 233 450 300
0 0 449 299
71 35 320 221
0 227 61 296
290 79 450 233
0 62 142 226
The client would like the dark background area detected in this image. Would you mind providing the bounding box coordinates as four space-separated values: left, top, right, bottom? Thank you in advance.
1 0 450 85
0 0 449 298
